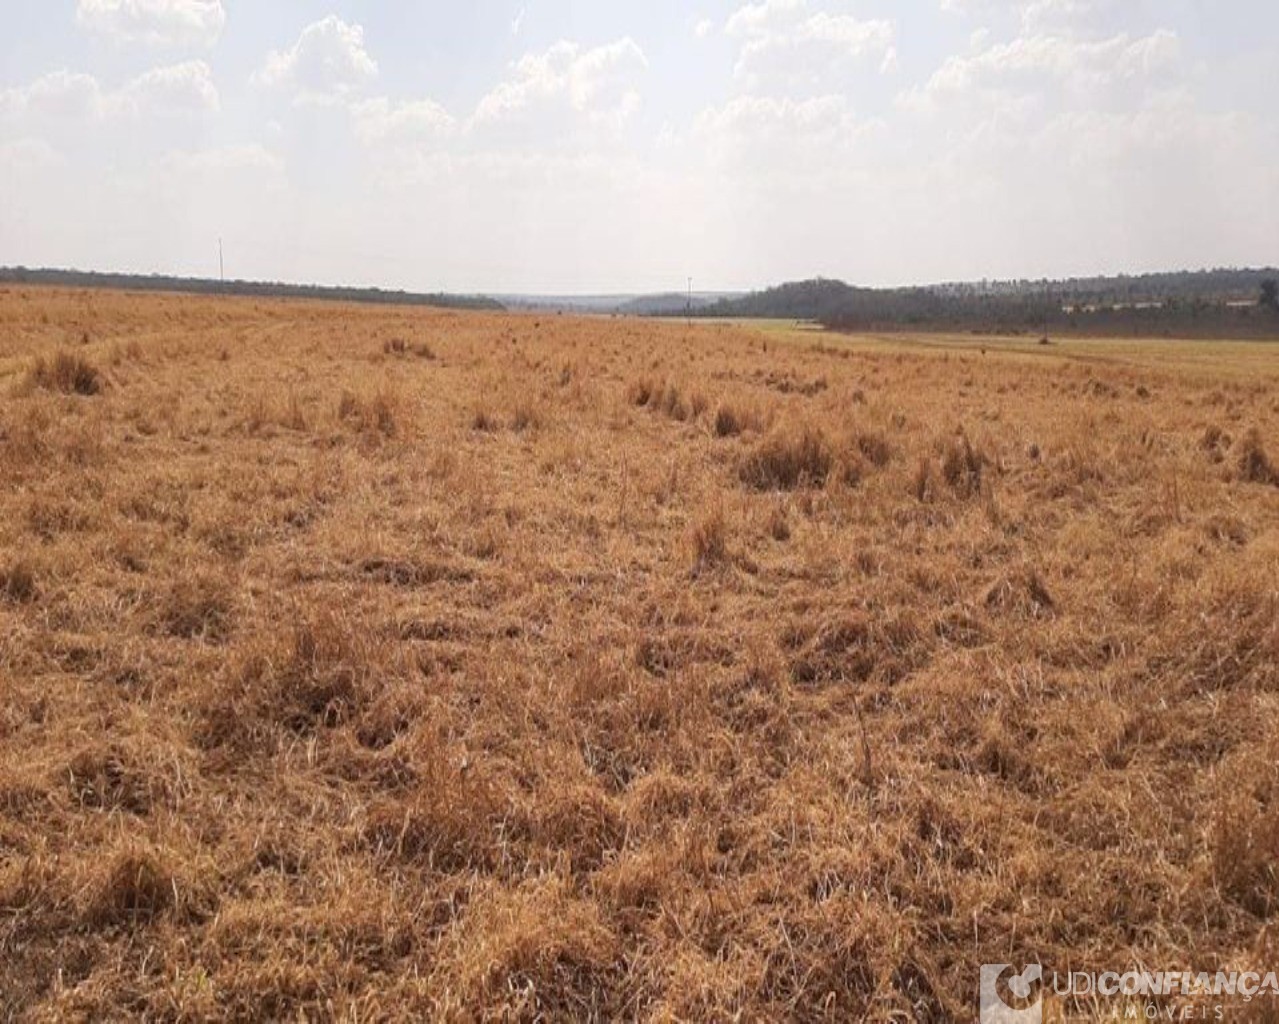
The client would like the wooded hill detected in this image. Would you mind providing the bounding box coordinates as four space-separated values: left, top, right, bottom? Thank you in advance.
686 270 1279 338
0 267 505 313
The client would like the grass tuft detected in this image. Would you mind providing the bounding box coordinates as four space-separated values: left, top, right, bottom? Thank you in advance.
940 430 987 498
338 386 403 437
910 455 936 502
90 848 176 926
510 401 543 433
713 400 766 438
153 574 235 642
1211 778 1279 916
714 404 745 437
0 561 38 604
854 429 893 468
689 501 729 572
1238 428 1277 486
767 502 791 541
739 425 832 491
627 378 656 407
27 352 102 395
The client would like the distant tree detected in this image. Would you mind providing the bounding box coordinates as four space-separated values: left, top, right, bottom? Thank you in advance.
1261 278 1279 310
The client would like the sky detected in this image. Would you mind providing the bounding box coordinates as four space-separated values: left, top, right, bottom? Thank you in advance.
1 1 1276 294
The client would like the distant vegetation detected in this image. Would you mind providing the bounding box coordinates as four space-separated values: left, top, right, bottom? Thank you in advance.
683 269 1279 338
0 267 505 312
614 293 727 316
8 265 1278 336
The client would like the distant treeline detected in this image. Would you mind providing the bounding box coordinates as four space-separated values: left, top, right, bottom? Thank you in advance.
0 267 505 313
683 270 1279 338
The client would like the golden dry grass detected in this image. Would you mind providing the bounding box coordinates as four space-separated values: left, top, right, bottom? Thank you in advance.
1 286 1278 1020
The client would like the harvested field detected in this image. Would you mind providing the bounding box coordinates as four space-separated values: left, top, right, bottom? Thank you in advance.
1 287 1278 1020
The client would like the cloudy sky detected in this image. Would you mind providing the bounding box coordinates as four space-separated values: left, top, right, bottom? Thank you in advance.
1 1 1276 293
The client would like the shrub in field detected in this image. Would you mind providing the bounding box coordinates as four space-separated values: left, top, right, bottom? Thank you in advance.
283 391 307 432
1238 428 1277 486
89 848 176 925
364 779 499 871
940 430 987 498
510 401 543 433
0 561 37 603
27 352 102 395
338 386 402 438
911 455 936 502
272 616 381 732
630 378 704 423
714 401 766 438
739 426 833 491
199 612 388 754
767 502 791 541
153 573 235 642
714 404 744 438
627 378 656 407
984 568 1056 618
690 503 729 572
1201 425 1230 464
1211 789 1279 916
657 383 689 421
854 429 893 468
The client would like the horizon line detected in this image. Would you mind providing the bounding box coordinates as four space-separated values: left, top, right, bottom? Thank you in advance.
3 262 1278 303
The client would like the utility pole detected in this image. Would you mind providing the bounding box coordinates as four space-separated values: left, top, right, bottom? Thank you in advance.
687 276 692 326
1042 278 1051 343
219 238 225 286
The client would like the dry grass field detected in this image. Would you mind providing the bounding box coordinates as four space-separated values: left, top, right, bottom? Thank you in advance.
1 287 1278 1021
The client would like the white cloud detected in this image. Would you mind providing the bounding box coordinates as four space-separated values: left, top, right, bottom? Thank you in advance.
0 70 103 122
908 28 1181 109
0 62 219 123
0 140 69 257
160 143 284 179
938 0 1109 25
698 92 858 141
725 0 806 38
474 38 647 126
117 60 219 115
693 92 882 180
257 16 379 99
726 0 896 88
0 138 64 175
694 18 715 39
1018 0 1112 34
352 97 456 147
75 0 226 48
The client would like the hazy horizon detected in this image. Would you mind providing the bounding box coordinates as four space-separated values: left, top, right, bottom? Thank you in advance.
5 261 1279 302
3 1 1277 294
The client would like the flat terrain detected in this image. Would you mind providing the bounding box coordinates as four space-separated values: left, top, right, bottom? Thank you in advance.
1 288 1277 1020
